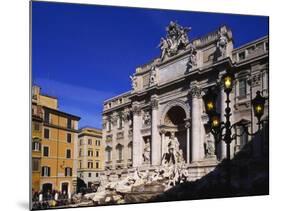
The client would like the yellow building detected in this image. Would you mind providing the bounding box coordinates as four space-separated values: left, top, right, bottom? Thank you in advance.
31 85 80 195
77 127 103 188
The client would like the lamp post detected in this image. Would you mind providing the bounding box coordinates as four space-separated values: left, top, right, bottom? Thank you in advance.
252 91 266 130
203 70 266 191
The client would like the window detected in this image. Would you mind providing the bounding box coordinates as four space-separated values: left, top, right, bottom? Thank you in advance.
88 161 93 169
79 160 82 169
79 139 83 146
66 149 71 159
65 167 72 176
107 121 111 131
32 140 41 151
88 173 91 177
41 166 50 177
67 133 72 143
34 123 40 131
95 150 99 157
96 173 99 177
116 145 123 161
128 142 133 160
44 111 50 123
239 79 247 98
95 140 100 146
88 139 92 145
88 149 93 157
44 128 49 139
118 116 123 129
95 162 99 169
105 147 112 162
32 159 40 171
238 52 245 60
43 146 49 157
67 118 72 129
79 149 82 157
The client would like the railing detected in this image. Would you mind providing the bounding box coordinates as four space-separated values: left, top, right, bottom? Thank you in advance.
233 40 268 63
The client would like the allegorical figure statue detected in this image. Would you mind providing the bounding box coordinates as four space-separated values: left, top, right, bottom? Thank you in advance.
186 44 197 70
205 139 215 158
158 37 169 61
149 66 157 86
158 21 192 61
217 30 228 57
162 133 180 166
129 75 137 90
143 138 151 163
143 111 151 126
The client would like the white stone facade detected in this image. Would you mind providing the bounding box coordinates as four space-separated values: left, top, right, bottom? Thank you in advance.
102 24 269 181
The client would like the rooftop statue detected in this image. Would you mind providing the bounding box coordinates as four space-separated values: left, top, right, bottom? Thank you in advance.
129 75 137 90
217 29 228 57
158 21 191 61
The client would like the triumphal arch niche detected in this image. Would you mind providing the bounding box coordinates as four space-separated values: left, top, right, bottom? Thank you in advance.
102 21 269 181
160 100 190 164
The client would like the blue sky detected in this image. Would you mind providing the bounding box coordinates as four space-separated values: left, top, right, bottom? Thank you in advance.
32 2 269 129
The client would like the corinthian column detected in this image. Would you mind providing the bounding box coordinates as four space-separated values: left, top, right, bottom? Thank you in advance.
185 118 191 164
190 85 201 163
219 84 227 160
151 95 161 166
132 102 142 167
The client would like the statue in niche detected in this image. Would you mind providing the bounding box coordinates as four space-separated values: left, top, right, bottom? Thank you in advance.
143 111 151 126
217 30 228 57
161 133 180 166
129 75 137 90
149 66 157 86
143 138 151 163
205 138 215 158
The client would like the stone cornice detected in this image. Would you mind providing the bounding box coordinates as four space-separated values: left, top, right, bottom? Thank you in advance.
129 57 234 101
43 122 79 133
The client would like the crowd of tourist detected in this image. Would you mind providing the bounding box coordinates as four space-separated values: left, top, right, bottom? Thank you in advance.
32 189 72 209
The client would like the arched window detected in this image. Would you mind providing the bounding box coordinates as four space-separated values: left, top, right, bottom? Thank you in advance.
118 114 123 129
32 138 41 151
116 144 123 161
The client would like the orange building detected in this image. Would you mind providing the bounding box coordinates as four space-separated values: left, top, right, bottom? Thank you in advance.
31 85 80 195
31 101 43 192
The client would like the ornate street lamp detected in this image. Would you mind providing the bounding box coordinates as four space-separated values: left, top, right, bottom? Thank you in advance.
202 69 267 190
222 70 234 93
209 112 221 135
252 91 266 128
203 88 217 115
